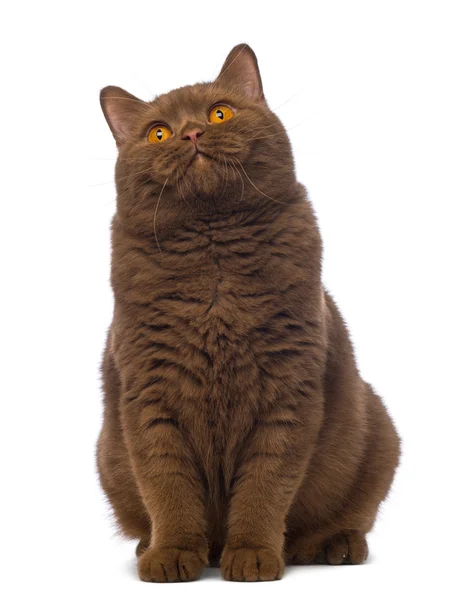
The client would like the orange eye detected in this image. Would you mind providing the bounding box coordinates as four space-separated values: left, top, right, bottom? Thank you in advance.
147 124 172 143
208 105 234 124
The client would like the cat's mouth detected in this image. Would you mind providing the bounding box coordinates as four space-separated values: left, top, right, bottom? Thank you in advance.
174 146 228 198
187 148 213 168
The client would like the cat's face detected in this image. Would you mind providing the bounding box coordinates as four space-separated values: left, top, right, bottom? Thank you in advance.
101 45 296 232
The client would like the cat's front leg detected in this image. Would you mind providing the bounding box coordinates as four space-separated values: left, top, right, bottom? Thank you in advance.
122 392 208 583
221 400 320 582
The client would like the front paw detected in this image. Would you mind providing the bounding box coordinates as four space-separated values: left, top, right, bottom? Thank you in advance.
221 547 284 581
138 546 207 582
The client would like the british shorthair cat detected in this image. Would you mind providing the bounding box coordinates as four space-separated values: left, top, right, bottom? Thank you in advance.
97 44 400 582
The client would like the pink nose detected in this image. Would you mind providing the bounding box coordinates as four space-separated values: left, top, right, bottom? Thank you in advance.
182 128 204 144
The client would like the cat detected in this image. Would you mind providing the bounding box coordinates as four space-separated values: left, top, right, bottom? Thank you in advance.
97 44 400 583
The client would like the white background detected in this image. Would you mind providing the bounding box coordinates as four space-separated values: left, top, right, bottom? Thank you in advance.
1 1 465 598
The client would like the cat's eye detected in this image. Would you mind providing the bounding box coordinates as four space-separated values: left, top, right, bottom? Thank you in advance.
208 105 234 124
147 124 173 143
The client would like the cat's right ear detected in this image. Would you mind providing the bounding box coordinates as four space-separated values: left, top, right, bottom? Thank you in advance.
100 86 145 147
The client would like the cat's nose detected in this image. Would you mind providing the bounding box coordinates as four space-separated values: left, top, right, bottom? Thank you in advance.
182 128 204 145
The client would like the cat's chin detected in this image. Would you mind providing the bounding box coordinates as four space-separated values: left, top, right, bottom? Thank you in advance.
181 157 226 199
192 152 210 165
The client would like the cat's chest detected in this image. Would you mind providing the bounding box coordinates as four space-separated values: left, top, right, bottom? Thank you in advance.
127 234 297 390
146 223 285 336
150 248 277 346
115 214 311 380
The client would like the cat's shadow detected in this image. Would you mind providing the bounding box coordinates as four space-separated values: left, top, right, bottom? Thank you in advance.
125 553 375 582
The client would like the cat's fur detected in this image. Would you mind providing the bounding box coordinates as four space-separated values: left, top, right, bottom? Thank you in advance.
97 44 400 582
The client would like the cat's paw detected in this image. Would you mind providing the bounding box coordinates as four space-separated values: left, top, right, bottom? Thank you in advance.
324 530 368 565
138 546 207 582
221 547 284 581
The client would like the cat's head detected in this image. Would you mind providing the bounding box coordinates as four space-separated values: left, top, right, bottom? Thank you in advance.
101 44 296 233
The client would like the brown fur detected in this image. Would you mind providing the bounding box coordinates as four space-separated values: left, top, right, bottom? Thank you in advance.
97 44 400 582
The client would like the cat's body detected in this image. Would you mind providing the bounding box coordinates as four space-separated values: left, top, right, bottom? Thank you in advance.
97 45 400 582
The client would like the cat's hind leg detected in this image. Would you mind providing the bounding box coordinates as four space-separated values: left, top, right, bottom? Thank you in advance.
98 338 151 544
287 384 399 567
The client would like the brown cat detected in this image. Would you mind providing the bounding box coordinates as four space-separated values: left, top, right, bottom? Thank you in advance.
97 44 400 583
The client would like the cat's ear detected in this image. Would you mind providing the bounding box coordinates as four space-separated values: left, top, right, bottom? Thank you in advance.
216 44 265 104
100 86 145 146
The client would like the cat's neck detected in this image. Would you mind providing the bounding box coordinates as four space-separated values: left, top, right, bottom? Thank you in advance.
114 183 307 246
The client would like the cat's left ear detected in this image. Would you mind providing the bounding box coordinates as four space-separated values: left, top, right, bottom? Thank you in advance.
216 44 265 104
100 86 146 147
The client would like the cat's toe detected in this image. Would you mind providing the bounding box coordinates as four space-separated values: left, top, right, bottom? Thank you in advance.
221 547 284 582
138 547 207 582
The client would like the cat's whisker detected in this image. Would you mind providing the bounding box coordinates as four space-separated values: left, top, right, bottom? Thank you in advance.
232 120 280 138
268 90 303 114
222 120 308 150
231 157 285 205
244 120 306 144
218 155 230 200
89 157 119 161
230 160 245 204
113 156 153 164
114 169 153 185
283 119 308 135
88 181 116 187
153 175 170 255
89 163 154 191
175 168 193 211
179 169 198 201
